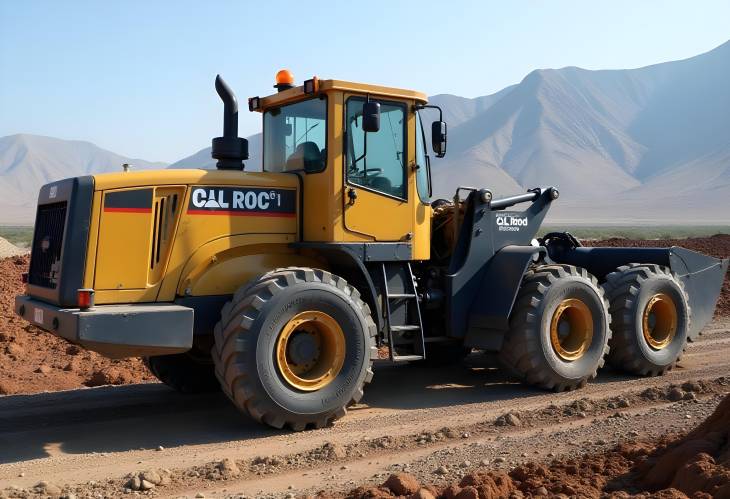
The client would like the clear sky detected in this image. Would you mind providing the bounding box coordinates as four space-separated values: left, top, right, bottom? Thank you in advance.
1 0 729 163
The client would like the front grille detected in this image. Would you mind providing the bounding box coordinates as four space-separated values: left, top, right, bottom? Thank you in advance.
28 202 68 289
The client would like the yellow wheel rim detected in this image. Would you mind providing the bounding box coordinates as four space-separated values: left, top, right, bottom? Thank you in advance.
642 293 677 350
550 298 594 361
275 311 345 392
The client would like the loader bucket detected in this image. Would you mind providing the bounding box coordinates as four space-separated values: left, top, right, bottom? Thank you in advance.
668 247 728 340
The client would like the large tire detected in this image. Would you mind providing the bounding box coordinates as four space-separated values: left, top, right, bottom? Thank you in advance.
499 264 611 391
604 264 690 376
212 267 377 430
144 353 219 393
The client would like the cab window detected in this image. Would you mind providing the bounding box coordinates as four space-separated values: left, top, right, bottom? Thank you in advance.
263 97 327 172
415 111 431 203
345 97 406 199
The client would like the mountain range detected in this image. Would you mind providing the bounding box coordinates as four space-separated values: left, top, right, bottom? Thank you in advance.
0 134 166 223
2 40 729 224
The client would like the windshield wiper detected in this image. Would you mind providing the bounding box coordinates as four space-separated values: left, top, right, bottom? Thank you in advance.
295 122 320 143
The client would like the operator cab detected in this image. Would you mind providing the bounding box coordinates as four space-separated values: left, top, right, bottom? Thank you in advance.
242 70 447 255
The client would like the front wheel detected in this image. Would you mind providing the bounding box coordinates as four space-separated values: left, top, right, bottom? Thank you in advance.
499 264 611 391
212 267 377 431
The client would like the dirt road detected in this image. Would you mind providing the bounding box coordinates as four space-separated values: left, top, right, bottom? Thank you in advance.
1 318 728 498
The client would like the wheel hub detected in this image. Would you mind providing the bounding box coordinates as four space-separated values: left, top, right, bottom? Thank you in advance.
275 311 345 392
642 293 677 350
287 330 320 366
550 298 594 361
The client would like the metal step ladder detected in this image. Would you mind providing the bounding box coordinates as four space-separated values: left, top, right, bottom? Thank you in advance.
381 262 425 362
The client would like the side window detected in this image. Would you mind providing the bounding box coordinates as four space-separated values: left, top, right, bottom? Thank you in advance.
346 98 406 199
415 112 430 203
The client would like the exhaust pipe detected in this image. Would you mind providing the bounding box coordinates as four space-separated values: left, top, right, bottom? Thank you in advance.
211 75 248 170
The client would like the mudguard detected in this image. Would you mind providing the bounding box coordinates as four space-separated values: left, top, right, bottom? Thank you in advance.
463 245 545 350
445 187 557 338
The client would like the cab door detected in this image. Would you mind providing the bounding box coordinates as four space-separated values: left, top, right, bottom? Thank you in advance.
342 95 413 241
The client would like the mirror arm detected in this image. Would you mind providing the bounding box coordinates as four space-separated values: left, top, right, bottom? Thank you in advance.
414 104 443 122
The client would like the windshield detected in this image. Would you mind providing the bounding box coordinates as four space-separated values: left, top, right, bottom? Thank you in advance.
263 97 327 172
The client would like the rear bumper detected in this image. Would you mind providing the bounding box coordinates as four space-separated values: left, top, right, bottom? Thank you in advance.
14 296 193 359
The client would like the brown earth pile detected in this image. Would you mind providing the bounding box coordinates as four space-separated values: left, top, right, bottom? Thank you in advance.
587 234 730 317
637 391 730 497
0 255 153 396
0 237 27 258
341 393 730 498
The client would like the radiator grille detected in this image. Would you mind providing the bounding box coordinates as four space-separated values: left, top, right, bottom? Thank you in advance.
150 193 178 270
28 202 68 289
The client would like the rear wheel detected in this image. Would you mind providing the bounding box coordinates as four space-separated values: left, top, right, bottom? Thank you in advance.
499 264 611 391
604 264 690 376
144 353 219 393
212 267 377 430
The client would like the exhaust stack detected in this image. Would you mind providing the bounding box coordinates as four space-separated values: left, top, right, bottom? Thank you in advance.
211 75 248 170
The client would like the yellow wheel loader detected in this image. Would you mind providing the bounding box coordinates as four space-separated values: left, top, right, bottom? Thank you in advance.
16 70 728 430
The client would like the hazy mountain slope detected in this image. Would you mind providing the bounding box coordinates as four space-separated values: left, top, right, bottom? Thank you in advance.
428 85 517 129
4 41 728 225
627 42 730 180
432 40 730 222
169 133 262 171
0 134 166 223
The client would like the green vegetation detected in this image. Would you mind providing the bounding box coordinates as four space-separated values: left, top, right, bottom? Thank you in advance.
0 226 34 248
538 225 730 241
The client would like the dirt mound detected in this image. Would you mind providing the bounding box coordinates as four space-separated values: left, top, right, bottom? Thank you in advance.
0 256 153 396
638 391 730 497
339 392 730 499
0 236 28 258
587 234 730 317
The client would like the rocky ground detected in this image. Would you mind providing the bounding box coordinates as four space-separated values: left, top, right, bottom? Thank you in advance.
0 235 727 498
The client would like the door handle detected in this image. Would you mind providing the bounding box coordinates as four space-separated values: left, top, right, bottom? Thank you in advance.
347 187 358 205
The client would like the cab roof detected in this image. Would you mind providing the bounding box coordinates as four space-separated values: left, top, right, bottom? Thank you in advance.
254 79 429 112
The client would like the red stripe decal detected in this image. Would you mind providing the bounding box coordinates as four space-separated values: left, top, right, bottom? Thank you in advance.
104 207 152 213
186 210 296 218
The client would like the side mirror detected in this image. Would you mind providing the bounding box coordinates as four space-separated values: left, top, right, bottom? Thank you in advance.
432 121 447 158
362 101 380 133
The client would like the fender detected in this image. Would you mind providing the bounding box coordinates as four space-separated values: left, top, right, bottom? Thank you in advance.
291 242 389 334
464 245 545 350
171 235 324 298
445 187 556 338
165 235 326 337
